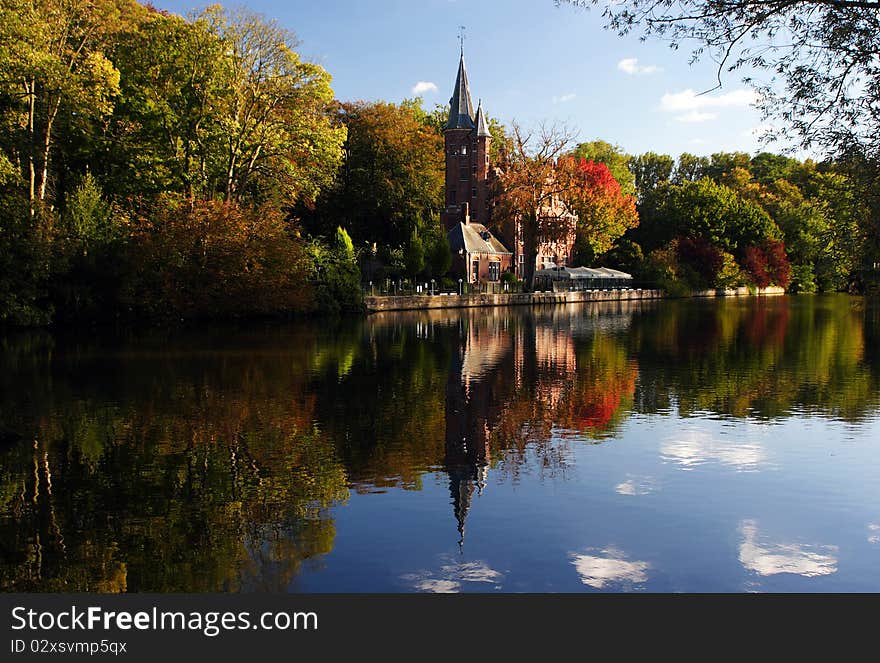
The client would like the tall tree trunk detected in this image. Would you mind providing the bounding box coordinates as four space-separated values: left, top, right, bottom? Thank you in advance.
26 78 36 215
38 100 60 202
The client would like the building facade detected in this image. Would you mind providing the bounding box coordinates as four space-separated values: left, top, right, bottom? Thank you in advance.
442 52 577 284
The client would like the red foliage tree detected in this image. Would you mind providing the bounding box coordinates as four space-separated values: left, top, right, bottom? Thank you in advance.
763 239 792 288
743 245 771 288
566 158 639 258
676 236 723 285
743 240 791 289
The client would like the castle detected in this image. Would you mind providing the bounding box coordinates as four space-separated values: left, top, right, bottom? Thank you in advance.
441 52 577 284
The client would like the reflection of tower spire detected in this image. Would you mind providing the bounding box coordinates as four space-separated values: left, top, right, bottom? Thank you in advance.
450 470 476 550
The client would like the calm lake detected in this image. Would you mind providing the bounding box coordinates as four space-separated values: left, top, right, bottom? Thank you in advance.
2 294 879 592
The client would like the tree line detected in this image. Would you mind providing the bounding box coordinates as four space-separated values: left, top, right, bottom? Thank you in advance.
1 1 877 327
0 0 358 324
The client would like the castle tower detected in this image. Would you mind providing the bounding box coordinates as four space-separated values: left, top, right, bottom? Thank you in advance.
441 53 492 231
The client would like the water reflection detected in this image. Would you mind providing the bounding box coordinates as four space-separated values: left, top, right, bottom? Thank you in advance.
615 475 657 496
0 295 878 591
402 558 504 593
738 520 838 578
570 548 650 589
660 429 768 472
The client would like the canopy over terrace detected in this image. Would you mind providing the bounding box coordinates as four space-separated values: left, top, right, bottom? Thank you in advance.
533 266 634 290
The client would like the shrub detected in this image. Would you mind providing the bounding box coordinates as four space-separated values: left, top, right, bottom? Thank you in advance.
306 226 364 314
789 264 817 293
500 271 518 284
677 236 723 288
0 194 53 326
124 196 313 319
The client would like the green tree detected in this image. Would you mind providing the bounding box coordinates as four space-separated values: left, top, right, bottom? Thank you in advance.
673 153 709 184
629 152 674 201
299 100 444 248
107 10 227 199
206 7 345 204
404 230 426 279
0 0 136 212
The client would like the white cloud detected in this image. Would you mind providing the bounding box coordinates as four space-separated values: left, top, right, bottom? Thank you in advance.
660 88 760 113
411 81 438 95
739 520 838 578
676 111 718 123
552 93 577 104
571 548 650 589
617 58 661 76
868 523 880 544
661 429 767 472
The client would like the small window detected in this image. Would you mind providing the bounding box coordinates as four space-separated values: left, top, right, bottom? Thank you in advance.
461 145 468 155
472 187 477 198
472 260 479 282
472 165 477 174
459 167 469 181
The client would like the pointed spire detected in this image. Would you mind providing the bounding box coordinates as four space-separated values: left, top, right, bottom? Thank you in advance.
475 99 491 138
447 53 475 130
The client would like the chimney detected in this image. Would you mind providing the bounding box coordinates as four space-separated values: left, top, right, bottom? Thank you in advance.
462 201 470 225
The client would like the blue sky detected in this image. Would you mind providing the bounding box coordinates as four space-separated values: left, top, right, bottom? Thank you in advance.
152 0 792 158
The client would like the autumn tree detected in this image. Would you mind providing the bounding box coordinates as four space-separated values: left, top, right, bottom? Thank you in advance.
298 100 444 248
206 8 345 204
570 140 636 196
492 123 581 291
566 159 639 264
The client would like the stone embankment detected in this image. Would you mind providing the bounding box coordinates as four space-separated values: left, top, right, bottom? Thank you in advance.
364 288 664 312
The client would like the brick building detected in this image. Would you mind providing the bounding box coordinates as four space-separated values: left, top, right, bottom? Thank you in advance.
442 52 577 284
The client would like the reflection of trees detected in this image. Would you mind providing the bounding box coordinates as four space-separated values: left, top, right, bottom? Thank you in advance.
2 296 875 590
0 325 351 592
631 296 880 420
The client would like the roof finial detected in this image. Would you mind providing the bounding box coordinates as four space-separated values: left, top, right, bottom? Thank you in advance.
459 25 466 55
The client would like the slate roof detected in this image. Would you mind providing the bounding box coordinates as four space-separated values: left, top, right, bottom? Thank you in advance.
447 54 475 130
448 222 511 255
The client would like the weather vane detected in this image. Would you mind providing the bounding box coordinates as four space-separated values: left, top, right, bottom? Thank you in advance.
459 25 466 54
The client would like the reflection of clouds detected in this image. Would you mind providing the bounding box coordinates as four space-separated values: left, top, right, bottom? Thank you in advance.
402 559 503 593
615 475 656 496
571 547 650 589
661 429 766 471
868 523 880 545
739 520 838 578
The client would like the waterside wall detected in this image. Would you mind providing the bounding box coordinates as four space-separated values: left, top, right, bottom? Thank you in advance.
364 285 787 312
365 288 664 312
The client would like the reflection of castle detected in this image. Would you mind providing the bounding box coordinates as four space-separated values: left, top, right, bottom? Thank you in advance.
444 318 508 547
439 305 642 546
